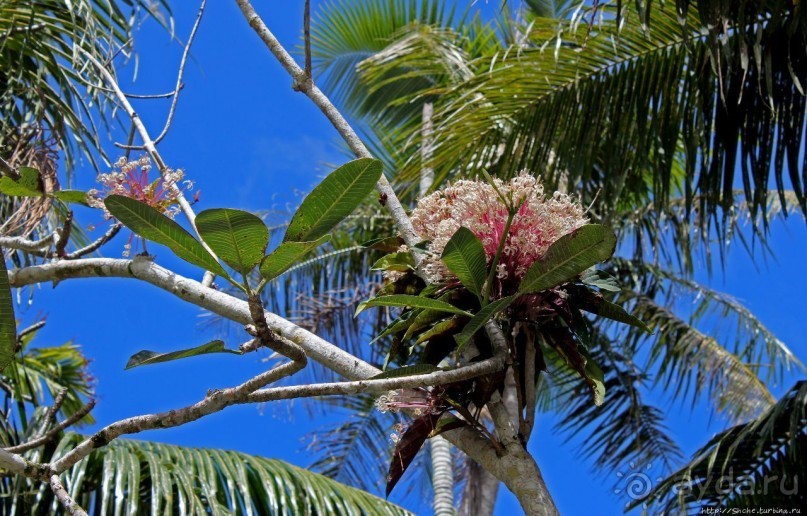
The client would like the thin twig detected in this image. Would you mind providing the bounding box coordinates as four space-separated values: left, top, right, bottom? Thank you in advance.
303 0 312 81
245 354 505 403
63 224 122 259
239 338 261 353
124 86 183 99
48 360 302 474
247 294 306 362
17 320 46 342
54 212 74 258
6 400 97 454
78 48 218 287
0 155 20 180
122 122 137 158
234 0 422 252
36 388 68 437
153 0 207 145
49 475 88 516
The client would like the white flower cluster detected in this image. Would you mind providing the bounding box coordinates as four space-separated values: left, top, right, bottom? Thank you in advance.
410 173 588 289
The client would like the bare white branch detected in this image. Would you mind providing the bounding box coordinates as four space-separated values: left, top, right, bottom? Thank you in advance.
233 0 422 251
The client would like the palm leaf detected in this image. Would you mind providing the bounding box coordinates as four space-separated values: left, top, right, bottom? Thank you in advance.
0 0 171 173
633 380 807 511
389 4 805 236
551 329 683 477
5 433 413 515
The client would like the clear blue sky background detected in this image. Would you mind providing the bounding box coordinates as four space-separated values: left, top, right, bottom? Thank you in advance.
15 2 806 514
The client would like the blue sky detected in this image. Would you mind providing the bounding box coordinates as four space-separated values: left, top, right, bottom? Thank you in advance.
15 1 807 514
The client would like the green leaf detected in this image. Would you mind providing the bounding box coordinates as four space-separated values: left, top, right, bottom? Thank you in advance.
361 236 405 252
370 310 421 344
371 252 415 272
284 158 383 242
125 340 241 370
441 227 487 297
519 225 616 294
0 167 43 197
0 247 16 373
52 190 91 206
196 209 269 275
403 309 447 342
580 269 621 292
260 235 330 280
104 195 228 278
455 295 517 351
370 364 438 380
415 317 463 345
579 347 606 407
577 289 653 334
356 295 472 317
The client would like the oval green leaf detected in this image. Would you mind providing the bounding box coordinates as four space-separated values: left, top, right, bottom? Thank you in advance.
196 208 269 275
259 235 330 280
519 224 616 294
125 340 241 370
53 190 91 206
455 295 517 351
441 227 487 297
0 166 43 197
356 295 472 318
0 247 16 372
104 195 228 278
371 252 415 272
284 158 383 242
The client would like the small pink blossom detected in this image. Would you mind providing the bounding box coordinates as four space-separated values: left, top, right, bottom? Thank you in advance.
88 156 193 256
410 173 588 297
88 156 191 220
374 388 446 416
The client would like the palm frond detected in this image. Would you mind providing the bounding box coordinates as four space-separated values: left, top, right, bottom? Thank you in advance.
620 290 777 423
551 329 683 476
390 4 805 236
2 432 413 515
0 0 171 173
308 394 398 494
634 380 807 511
312 0 465 121
2 335 94 437
615 190 804 275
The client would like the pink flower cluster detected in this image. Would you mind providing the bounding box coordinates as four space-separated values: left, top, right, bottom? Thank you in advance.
88 156 192 220
411 174 588 296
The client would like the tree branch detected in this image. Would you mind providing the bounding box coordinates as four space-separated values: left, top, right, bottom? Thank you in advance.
48 359 302 475
63 223 122 259
153 0 206 145
49 475 88 515
234 0 422 251
7 257 511 490
0 233 57 253
245 354 505 403
5 399 97 454
78 49 218 287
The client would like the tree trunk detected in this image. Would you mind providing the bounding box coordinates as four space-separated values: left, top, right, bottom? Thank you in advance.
422 101 455 515
420 102 434 195
458 460 499 516
431 436 455 515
